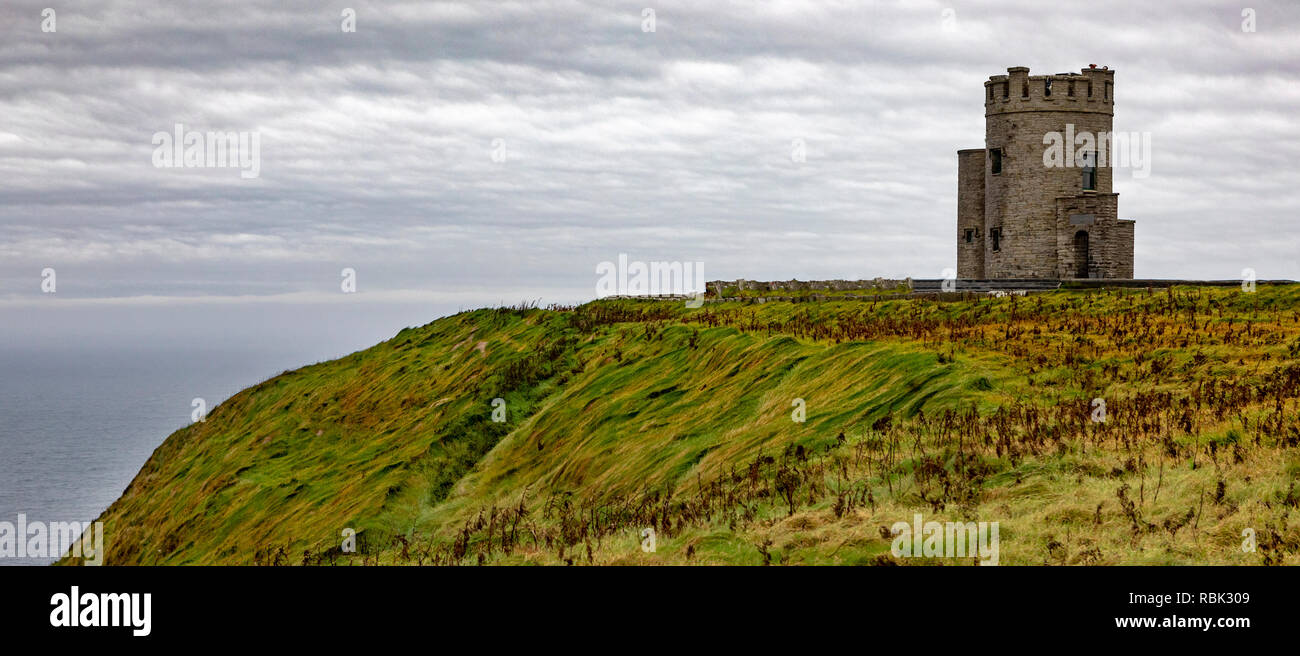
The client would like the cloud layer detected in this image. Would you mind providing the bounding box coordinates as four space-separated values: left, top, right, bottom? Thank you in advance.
2 0 1298 313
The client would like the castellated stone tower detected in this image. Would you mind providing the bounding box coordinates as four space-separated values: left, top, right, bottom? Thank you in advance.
958 66 1134 279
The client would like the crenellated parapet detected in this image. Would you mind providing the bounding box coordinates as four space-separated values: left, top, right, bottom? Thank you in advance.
985 66 1115 116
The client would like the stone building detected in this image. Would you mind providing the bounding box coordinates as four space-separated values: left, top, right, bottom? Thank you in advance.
957 65 1134 279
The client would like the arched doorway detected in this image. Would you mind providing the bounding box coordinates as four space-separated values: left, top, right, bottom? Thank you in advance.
1073 231 1090 278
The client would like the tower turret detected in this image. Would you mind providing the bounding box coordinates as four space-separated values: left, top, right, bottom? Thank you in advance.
958 66 1133 279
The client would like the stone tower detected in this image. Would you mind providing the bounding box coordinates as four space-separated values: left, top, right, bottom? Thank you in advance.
957 66 1134 279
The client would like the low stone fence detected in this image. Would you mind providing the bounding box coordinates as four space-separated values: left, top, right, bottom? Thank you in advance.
707 278 913 294
597 278 1297 305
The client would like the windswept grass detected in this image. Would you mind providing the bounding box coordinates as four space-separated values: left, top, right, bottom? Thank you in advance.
65 285 1300 565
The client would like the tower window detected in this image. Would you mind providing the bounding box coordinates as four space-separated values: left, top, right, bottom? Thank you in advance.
1085 80 1092 97
1081 151 1096 190
990 227 1002 251
989 148 1002 175
1068 81 1075 97
1002 82 1009 99
964 229 975 244
1022 83 1029 98
1044 79 1052 97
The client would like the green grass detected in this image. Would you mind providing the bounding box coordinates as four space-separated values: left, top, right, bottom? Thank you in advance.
64 286 1300 565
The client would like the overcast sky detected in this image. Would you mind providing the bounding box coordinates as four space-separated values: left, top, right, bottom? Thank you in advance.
1 0 1297 350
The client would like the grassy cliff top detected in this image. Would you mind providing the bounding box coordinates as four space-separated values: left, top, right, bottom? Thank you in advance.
68 285 1300 565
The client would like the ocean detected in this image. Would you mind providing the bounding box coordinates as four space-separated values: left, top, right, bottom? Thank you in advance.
0 344 328 565
0 299 460 565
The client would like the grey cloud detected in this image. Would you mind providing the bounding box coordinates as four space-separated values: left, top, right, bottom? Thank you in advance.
0 0 1298 317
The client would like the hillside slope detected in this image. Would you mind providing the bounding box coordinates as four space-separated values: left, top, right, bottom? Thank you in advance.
67 286 1300 565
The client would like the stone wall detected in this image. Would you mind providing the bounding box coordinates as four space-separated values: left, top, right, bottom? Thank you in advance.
709 278 913 293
